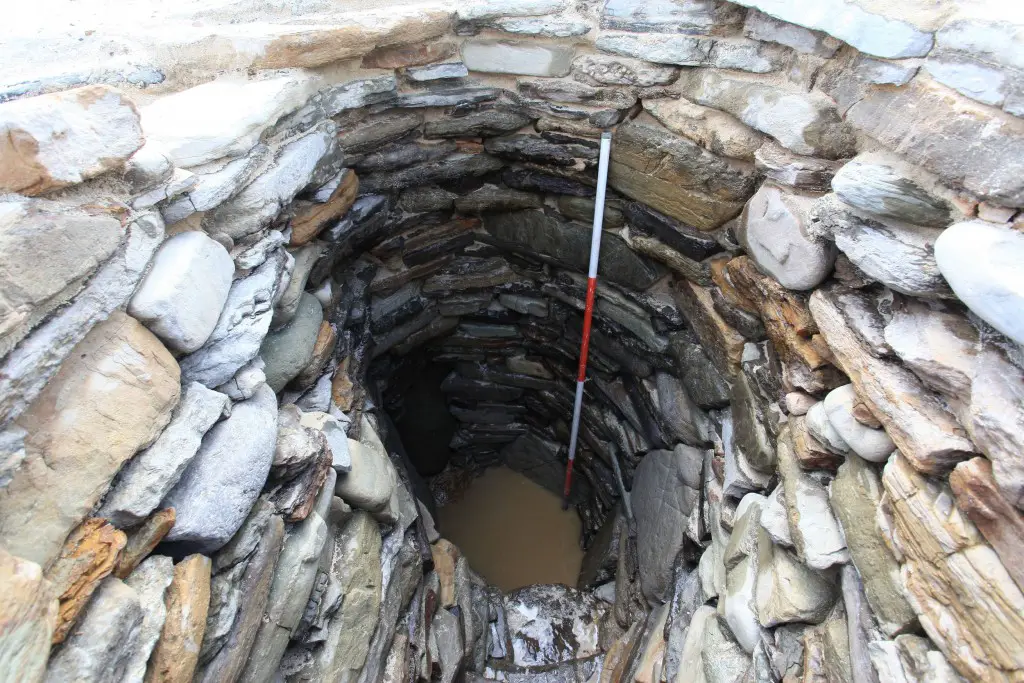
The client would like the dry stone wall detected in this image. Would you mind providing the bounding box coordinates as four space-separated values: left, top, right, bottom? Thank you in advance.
1 0 1024 681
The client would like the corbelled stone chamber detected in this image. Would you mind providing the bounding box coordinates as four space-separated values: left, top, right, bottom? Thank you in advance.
2 0 1024 681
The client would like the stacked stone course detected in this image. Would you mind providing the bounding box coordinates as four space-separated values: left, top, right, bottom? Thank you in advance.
1 0 1024 681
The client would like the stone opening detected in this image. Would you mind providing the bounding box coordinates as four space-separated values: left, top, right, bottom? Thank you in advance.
2 1 1024 683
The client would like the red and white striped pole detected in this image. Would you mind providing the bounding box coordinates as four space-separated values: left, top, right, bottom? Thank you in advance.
563 131 612 510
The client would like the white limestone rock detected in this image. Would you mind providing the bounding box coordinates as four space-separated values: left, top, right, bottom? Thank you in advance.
179 249 286 389
461 40 575 77
162 383 279 553
723 411 772 497
676 69 855 159
935 220 1024 346
121 555 175 683
300 411 352 472
736 183 836 290
722 493 766 653
215 356 267 401
869 635 964 683
491 16 591 38
743 9 839 57
760 486 793 547
813 194 952 299
98 382 230 527
140 74 320 168
0 85 144 196
851 55 921 85
128 231 235 353
883 299 978 399
600 0 743 33
124 142 174 194
205 121 338 240
823 385 895 463
805 401 851 456
728 0 934 58
161 144 272 224
967 342 1024 509
457 0 568 21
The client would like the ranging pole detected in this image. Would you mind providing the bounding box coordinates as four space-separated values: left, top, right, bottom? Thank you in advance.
562 131 612 510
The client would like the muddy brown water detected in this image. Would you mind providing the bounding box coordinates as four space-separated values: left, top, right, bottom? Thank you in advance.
437 466 584 592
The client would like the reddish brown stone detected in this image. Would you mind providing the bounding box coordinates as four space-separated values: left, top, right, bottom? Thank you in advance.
851 401 882 429
47 518 126 644
291 321 337 390
290 171 358 246
145 554 211 683
114 508 176 579
950 457 1024 594
790 415 844 472
725 256 845 393
361 41 457 69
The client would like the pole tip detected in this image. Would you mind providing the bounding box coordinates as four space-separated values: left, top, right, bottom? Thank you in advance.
601 131 612 140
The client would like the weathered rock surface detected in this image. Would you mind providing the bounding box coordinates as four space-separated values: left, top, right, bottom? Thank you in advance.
609 116 757 230
114 508 176 579
0 85 143 195
881 452 1024 681
196 508 284 683
0 547 57 682
573 53 679 87
843 77 1024 205
336 419 398 513
141 75 317 167
823 384 895 462
163 383 278 553
314 511 383 681
241 509 327 683
207 122 337 240
813 194 951 298
935 220 1024 346
809 286 976 474
485 210 661 290
883 298 978 401
461 39 574 77
831 453 917 636
644 98 764 161
128 231 234 353
632 444 703 603
261 292 324 392
99 382 229 527
48 518 126 644
676 69 856 158
44 578 143 683
0 198 122 357
122 555 174 683
504 584 603 667
831 158 952 228
777 427 849 569
965 342 1024 509
145 553 211 683
756 529 837 627
729 0 932 58
0 312 179 569
736 183 835 290
179 249 286 388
